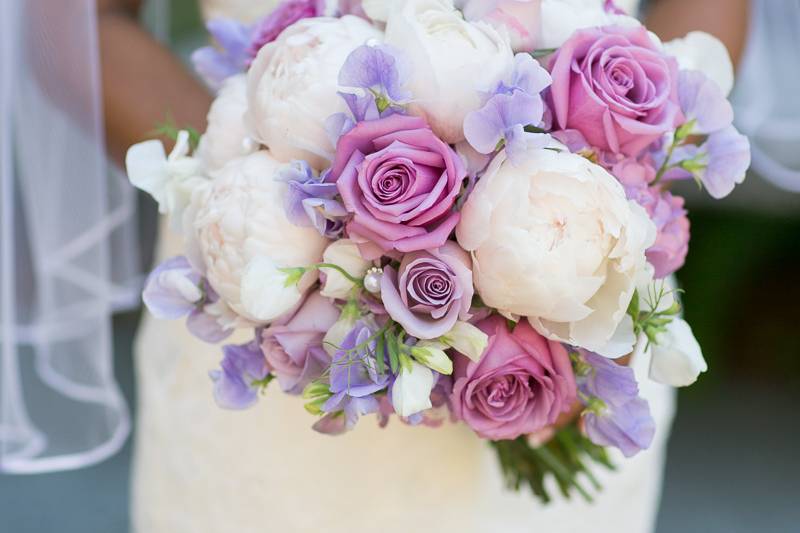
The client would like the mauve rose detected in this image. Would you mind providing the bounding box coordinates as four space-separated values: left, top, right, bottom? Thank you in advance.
332 114 466 259
247 0 325 59
260 291 339 394
450 316 577 440
548 25 682 156
380 242 473 340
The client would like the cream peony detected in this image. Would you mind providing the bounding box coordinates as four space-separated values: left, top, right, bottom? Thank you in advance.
537 0 641 49
247 16 382 170
191 151 328 323
663 31 734 96
197 75 257 174
456 149 656 358
384 0 514 144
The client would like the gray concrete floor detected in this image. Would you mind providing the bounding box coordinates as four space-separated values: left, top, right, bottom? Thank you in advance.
1 312 798 533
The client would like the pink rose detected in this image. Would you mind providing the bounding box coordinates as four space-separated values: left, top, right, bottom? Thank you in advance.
332 114 466 260
450 316 577 440
247 0 325 59
548 25 682 156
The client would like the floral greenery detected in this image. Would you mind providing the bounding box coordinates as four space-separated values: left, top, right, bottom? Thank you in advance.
151 116 202 150
491 424 615 504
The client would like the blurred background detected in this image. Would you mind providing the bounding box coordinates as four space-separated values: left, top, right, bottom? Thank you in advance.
1 0 798 532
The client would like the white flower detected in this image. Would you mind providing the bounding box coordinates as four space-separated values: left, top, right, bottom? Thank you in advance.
362 0 391 21
457 149 656 358
439 321 488 362
410 340 453 375
391 360 435 417
650 318 707 387
197 75 257 174
247 16 382 171
319 239 371 299
126 130 207 231
537 0 641 49
200 0 282 23
384 0 514 143
663 31 734 96
458 0 543 52
191 151 328 323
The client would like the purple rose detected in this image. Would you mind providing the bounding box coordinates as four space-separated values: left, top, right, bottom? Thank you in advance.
260 291 340 394
628 186 690 278
548 25 683 156
332 114 466 260
450 316 577 440
247 0 325 59
380 242 473 339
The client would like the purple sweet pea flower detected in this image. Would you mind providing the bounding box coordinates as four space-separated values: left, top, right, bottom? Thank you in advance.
678 70 734 135
578 351 655 457
331 114 466 260
143 256 233 343
380 242 474 339
464 53 551 164
247 0 326 59
280 161 348 238
192 19 254 90
210 338 269 410
697 125 751 199
260 291 340 394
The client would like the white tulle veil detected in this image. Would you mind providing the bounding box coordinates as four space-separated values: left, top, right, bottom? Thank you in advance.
0 0 144 473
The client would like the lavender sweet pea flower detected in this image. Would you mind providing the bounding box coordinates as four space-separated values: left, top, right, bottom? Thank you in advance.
261 291 340 394
697 125 751 200
280 161 347 238
677 70 734 135
192 19 254 90
380 242 474 339
464 54 551 164
143 256 233 343
578 351 655 457
247 0 326 59
210 338 269 410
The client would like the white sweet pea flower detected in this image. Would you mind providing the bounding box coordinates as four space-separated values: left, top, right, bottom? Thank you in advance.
663 31 734 96
320 239 371 300
410 340 453 375
384 0 515 143
650 318 707 387
440 321 488 362
391 360 435 417
191 151 328 323
126 130 206 231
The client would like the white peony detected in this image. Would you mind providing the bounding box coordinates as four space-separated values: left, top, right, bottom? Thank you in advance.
391 360 435 417
126 130 207 232
456 149 656 358
197 75 257 174
319 239 372 300
384 0 514 144
663 31 734 96
246 16 382 171
650 318 707 387
537 0 641 49
191 151 328 323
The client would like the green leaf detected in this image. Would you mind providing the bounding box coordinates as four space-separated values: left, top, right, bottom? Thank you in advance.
387 332 400 375
530 48 557 59
374 331 386 376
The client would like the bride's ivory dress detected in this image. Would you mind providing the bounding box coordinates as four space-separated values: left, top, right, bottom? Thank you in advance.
132 1 674 531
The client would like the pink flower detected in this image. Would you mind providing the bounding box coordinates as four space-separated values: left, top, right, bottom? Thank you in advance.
247 0 325 59
547 25 683 156
332 114 466 259
450 316 577 440
460 0 542 52
628 187 690 278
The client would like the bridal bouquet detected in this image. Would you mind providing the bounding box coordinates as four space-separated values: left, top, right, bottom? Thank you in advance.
127 0 749 502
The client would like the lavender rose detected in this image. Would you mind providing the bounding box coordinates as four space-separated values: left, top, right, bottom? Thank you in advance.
332 114 466 259
247 0 325 59
260 291 340 394
450 316 577 440
380 242 473 340
548 25 682 156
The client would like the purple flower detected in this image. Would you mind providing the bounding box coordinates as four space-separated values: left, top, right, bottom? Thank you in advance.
464 53 551 164
380 242 474 339
260 291 340 394
578 351 655 457
142 256 232 343
320 321 390 430
192 19 254 90
697 126 751 199
210 338 269 410
678 70 734 135
547 25 683 156
626 186 690 278
332 114 466 260
247 0 326 59
280 160 347 238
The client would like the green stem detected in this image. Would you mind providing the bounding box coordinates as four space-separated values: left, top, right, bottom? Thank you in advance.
311 263 364 287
